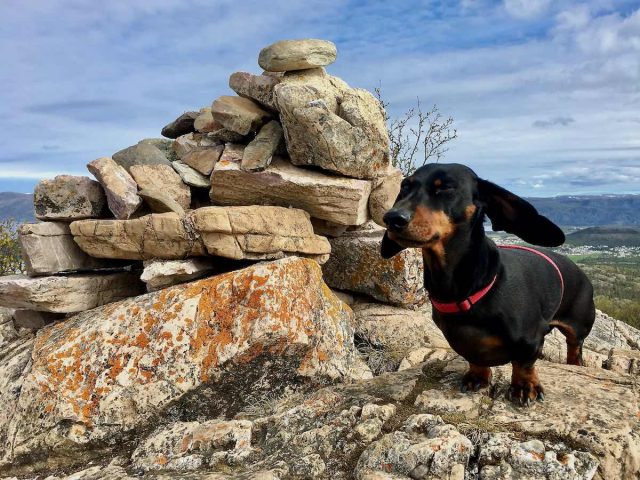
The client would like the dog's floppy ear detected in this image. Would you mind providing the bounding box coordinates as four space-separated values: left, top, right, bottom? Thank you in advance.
478 179 565 247
380 231 407 259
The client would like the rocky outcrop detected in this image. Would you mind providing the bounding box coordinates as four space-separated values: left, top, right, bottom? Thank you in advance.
322 226 426 307
0 272 142 313
0 258 370 473
34 175 106 221
18 222 110 275
259 39 338 72
211 157 372 226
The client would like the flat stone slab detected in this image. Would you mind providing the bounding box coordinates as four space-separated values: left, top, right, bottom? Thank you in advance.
140 258 217 291
34 175 106 221
161 111 198 139
18 222 110 276
70 207 330 263
210 96 271 136
0 272 143 313
229 71 280 110
210 156 372 226
112 143 172 173
258 39 337 72
130 164 191 210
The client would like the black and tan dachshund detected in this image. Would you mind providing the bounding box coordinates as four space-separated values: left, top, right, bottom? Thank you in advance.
381 163 595 406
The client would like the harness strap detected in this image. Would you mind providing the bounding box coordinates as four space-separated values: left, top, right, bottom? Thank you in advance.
429 245 564 314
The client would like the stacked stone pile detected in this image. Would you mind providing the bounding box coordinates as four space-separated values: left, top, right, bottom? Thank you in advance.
1 39 640 479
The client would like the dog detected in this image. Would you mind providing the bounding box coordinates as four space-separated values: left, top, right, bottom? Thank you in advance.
381 163 595 406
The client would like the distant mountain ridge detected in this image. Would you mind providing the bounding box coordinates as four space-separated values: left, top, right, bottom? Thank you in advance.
0 192 34 222
526 194 640 227
566 226 640 247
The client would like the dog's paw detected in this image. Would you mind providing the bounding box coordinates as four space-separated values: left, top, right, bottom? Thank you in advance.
507 381 545 407
460 367 492 393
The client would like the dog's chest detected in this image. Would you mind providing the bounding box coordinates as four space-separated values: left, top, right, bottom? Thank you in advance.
435 317 512 367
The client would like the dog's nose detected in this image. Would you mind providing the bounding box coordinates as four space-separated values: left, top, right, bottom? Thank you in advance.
383 210 412 230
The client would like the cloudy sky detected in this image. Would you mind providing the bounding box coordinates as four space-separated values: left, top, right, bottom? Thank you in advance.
1 0 639 196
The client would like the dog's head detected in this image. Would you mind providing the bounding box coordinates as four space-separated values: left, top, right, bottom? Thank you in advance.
381 163 565 259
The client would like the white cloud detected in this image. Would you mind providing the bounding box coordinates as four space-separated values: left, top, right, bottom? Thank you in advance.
503 0 551 19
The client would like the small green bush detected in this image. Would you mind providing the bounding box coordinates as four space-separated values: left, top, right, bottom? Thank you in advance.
0 219 25 275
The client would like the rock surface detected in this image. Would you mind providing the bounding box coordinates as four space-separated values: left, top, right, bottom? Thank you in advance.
140 258 217 291
369 167 403 227
112 143 172 173
172 161 211 188
12 310 64 329
0 272 143 313
241 120 283 171
181 145 224 176
229 71 280 110
18 222 109 276
1 258 370 473
276 84 390 179
173 132 219 159
138 188 186 216
87 157 142 219
258 39 337 72
130 164 191 210
34 175 106 221
323 227 426 307
210 156 372 226
161 111 199 138
210 96 271 136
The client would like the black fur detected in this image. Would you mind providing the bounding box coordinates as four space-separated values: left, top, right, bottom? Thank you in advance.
381 163 595 406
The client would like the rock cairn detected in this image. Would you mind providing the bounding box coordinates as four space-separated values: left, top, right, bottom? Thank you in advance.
2 39 639 480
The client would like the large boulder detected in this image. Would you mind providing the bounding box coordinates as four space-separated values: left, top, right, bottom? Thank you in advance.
70 207 331 263
87 157 142 220
275 82 390 180
322 226 426 307
33 175 106 221
0 272 143 313
210 156 372 226
18 222 110 276
258 39 337 72
210 96 272 136
1 258 370 473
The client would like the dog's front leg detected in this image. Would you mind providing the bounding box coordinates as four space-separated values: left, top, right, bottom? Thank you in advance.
461 364 492 392
508 361 545 406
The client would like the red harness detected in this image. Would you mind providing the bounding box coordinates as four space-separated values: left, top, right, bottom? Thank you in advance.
429 245 565 314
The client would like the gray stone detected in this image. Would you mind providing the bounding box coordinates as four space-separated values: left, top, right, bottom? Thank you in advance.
87 157 142 219
322 226 426 307
210 156 372 226
138 189 186 216
173 132 220 160
140 258 216 291
18 222 109 276
182 145 224 176
229 71 280 110
112 143 172 173
161 111 199 139
210 96 271 136
241 120 283 171
139 138 178 163
130 164 191 210
0 272 143 313
34 175 106 221
258 39 337 72
277 86 390 179
370 167 403 227
172 161 211 188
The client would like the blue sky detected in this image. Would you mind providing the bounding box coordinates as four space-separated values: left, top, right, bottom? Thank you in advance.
1 0 639 196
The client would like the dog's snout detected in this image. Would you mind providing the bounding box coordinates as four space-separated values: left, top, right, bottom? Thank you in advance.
384 210 412 230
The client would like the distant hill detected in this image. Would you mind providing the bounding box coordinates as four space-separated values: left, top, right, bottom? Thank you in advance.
566 226 640 247
0 192 34 222
526 194 640 227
